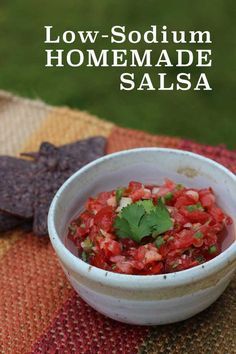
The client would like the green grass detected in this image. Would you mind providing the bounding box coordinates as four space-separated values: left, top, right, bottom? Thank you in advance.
0 0 235 148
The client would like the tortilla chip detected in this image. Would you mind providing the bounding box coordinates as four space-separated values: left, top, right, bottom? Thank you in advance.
33 137 106 236
0 157 35 218
0 211 26 233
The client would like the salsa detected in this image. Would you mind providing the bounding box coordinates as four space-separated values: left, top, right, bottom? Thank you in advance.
67 180 232 275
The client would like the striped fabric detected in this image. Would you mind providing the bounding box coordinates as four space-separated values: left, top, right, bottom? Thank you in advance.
0 91 235 354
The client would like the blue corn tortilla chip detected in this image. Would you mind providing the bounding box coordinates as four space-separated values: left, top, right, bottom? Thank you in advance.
0 156 35 218
0 137 106 235
0 211 27 233
33 137 106 236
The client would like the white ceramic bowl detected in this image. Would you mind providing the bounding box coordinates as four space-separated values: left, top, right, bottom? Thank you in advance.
48 148 236 325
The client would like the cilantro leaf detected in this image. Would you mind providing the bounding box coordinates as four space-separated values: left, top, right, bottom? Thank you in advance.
114 198 173 243
130 216 153 241
164 192 173 201
114 216 131 238
114 203 146 241
147 198 173 236
136 199 155 213
115 188 125 204
155 236 165 248
121 203 146 227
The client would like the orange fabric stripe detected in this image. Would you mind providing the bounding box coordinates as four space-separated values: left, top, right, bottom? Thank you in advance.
0 231 21 260
0 234 73 354
23 107 113 152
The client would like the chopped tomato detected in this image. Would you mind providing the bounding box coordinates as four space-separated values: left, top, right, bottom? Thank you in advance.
94 206 115 231
102 239 122 258
130 189 145 202
147 262 164 275
180 208 210 224
199 189 215 208
128 181 143 192
114 261 134 274
90 253 109 270
208 205 225 223
174 195 196 208
97 191 114 204
86 198 103 214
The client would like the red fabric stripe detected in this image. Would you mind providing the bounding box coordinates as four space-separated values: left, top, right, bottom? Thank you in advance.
179 139 236 173
32 293 149 354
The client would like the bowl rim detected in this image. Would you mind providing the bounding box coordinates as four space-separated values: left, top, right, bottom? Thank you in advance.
48 147 236 289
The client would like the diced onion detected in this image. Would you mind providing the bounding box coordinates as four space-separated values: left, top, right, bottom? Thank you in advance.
116 197 132 212
186 190 199 202
152 187 160 194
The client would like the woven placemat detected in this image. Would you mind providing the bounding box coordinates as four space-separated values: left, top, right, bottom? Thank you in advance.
0 91 235 354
